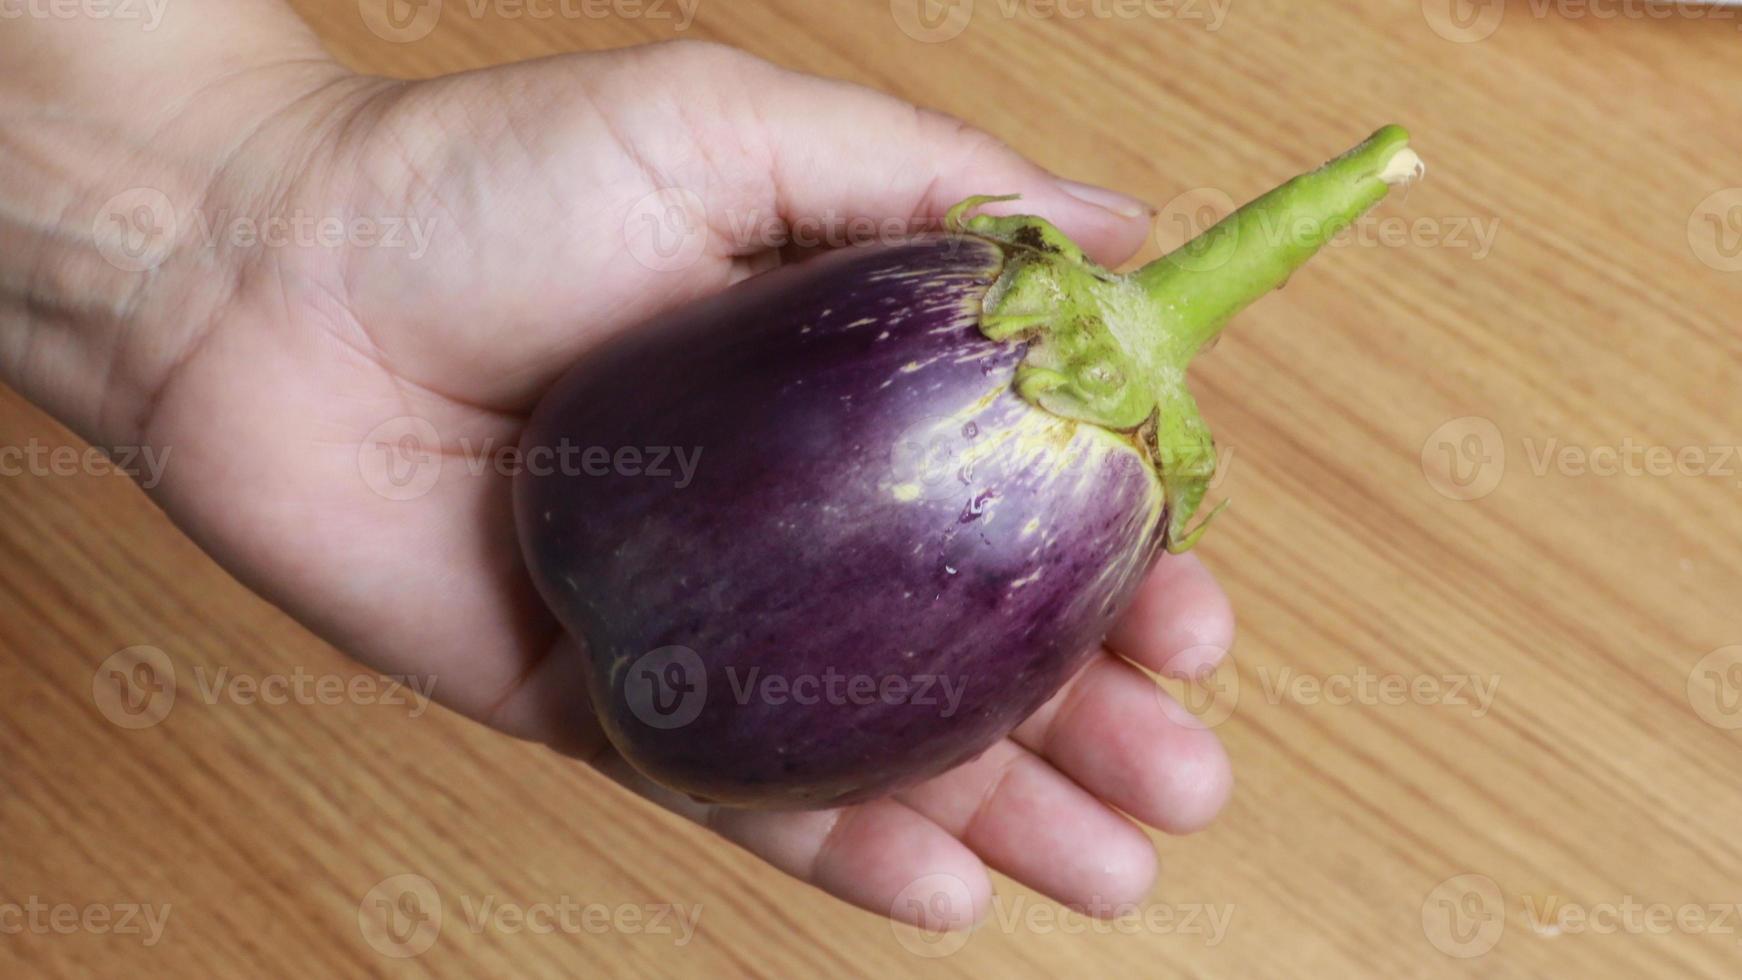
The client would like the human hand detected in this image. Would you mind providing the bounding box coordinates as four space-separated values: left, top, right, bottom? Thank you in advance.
1 22 1233 929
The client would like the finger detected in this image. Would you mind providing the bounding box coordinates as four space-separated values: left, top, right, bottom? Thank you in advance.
1106 551 1236 680
597 754 993 931
1013 653 1232 835
896 740 1157 913
476 634 614 758
631 41 1156 269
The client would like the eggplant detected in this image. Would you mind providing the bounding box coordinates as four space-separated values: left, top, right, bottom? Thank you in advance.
515 126 1422 807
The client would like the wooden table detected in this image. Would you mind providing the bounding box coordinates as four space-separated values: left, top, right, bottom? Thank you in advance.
5 1 1739 975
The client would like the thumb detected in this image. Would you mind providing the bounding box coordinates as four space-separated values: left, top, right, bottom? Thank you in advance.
623 41 1156 269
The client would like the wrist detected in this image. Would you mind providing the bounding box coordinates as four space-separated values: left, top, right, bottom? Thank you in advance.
1 15 382 448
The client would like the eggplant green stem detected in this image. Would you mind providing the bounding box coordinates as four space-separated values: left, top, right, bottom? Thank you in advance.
1137 124 1421 359
949 125 1423 551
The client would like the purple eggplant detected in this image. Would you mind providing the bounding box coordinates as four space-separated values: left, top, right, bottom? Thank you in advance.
515 126 1422 807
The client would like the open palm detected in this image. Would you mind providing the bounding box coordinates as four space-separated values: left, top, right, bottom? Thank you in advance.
99 41 1234 928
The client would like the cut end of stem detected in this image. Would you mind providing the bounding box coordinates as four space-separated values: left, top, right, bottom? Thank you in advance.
1378 147 1426 187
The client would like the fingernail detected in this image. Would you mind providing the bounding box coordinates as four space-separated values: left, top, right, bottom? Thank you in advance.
1056 179 1151 219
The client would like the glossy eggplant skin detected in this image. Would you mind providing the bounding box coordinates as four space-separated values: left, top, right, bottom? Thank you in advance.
515 235 1167 808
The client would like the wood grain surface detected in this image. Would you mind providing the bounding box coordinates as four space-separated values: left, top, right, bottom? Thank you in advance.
5 0 1741 976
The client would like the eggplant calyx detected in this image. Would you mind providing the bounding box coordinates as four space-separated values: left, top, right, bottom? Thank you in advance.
954 125 1422 550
